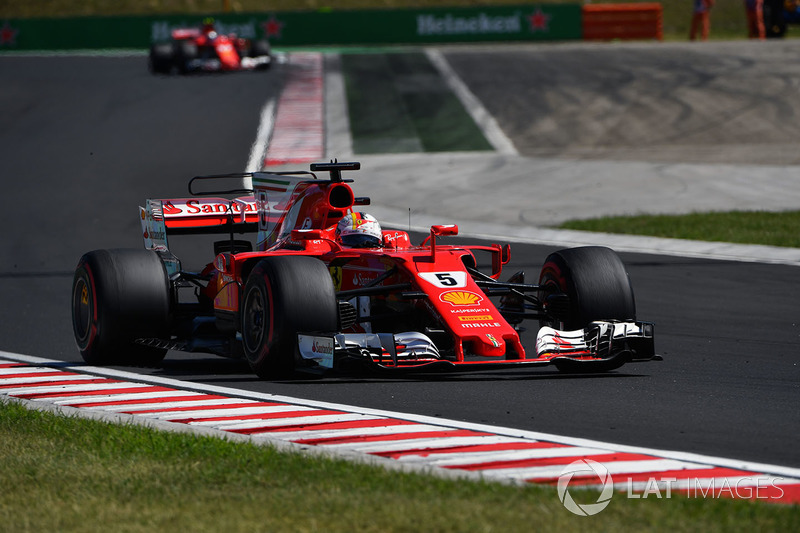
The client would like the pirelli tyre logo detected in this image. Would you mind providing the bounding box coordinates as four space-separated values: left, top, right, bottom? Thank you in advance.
458 315 494 322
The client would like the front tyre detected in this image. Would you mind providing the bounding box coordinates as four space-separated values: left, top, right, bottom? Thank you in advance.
538 246 635 330
249 39 271 69
241 256 337 379
71 249 171 366
148 43 174 74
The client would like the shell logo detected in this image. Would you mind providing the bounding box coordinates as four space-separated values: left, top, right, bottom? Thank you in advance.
440 290 483 307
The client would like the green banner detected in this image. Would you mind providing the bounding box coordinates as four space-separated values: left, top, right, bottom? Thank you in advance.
0 5 581 51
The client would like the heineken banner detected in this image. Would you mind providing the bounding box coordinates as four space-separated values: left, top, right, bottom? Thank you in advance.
0 5 581 51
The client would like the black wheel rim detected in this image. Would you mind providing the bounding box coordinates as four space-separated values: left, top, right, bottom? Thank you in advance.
243 286 266 356
539 276 567 330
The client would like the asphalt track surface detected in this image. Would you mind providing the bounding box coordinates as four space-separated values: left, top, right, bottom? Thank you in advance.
446 40 800 166
0 43 798 471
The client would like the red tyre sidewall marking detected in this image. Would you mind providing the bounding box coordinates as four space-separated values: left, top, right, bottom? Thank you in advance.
77 261 99 351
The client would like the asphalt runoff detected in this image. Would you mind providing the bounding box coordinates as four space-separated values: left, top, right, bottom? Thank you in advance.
322 40 800 265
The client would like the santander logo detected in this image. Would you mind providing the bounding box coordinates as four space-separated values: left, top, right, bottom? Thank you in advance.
312 339 333 355
162 201 182 215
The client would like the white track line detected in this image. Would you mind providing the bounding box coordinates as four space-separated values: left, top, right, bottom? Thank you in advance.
425 48 518 156
245 98 276 175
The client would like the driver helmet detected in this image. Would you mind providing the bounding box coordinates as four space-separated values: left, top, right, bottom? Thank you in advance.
336 212 382 248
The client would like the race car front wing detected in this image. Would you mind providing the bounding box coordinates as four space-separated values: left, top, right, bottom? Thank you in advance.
297 320 656 374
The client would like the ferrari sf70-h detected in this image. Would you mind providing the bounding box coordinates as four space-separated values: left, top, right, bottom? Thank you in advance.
149 19 271 74
72 162 656 379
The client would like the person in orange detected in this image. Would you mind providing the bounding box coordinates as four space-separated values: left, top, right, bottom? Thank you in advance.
690 0 715 41
744 0 766 39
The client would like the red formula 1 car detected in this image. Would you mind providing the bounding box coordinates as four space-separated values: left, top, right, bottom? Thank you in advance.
149 19 271 74
71 162 656 378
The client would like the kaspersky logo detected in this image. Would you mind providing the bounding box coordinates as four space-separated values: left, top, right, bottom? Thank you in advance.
557 459 614 516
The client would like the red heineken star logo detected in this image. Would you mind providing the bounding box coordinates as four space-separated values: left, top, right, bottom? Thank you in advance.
0 21 19 46
528 9 551 32
261 15 284 39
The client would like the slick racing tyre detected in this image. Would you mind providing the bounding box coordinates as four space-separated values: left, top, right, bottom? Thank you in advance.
174 40 198 74
538 246 636 330
249 39 271 69
72 249 171 366
148 43 174 74
241 256 337 379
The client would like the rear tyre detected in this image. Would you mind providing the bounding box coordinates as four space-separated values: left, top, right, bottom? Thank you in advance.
71 249 171 366
241 256 337 379
173 40 198 74
538 246 635 331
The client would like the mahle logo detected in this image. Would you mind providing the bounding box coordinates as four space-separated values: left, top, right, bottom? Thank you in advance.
557 459 614 516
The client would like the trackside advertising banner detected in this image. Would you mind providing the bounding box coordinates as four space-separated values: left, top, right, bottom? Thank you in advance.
0 5 581 50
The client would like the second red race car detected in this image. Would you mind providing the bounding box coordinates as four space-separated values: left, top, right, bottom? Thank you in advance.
149 18 271 74
71 162 657 379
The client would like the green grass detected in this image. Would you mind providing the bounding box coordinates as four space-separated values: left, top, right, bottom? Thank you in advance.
557 210 800 248
0 0 770 41
342 52 492 153
1 399 799 532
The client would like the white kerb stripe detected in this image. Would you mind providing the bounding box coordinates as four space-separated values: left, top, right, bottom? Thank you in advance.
0 374 107 385
92 398 255 412
0 367 71 376
325 435 526 454
199 413 381 431
278 423 455 442
480 459 710 481
52 390 209 406
397 446 615 467
135 404 319 421
1 382 155 396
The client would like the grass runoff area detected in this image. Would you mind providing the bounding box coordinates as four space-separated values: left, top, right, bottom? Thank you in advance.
558 210 800 248
2 400 799 532
0 0 787 41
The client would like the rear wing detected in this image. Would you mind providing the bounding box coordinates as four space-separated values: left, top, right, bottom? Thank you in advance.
139 162 362 253
139 196 258 252
171 28 201 40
